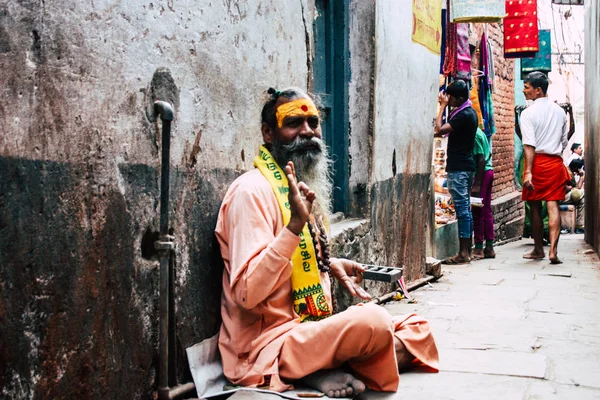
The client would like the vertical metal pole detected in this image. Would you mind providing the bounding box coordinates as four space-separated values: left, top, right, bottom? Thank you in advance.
154 101 174 400
168 250 177 386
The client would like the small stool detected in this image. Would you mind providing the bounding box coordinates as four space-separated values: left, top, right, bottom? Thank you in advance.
559 204 576 233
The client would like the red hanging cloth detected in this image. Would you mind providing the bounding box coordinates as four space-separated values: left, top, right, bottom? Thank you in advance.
503 0 539 58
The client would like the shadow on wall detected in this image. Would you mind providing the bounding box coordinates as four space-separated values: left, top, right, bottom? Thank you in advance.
0 156 233 399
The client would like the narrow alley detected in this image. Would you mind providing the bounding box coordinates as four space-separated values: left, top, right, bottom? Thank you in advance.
367 235 600 399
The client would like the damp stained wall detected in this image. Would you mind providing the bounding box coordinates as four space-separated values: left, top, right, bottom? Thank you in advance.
0 1 313 398
369 0 440 280
584 0 600 253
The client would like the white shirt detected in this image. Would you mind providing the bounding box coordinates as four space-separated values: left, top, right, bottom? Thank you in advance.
520 97 568 156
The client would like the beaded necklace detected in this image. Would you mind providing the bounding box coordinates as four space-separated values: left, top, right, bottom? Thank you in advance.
307 216 337 314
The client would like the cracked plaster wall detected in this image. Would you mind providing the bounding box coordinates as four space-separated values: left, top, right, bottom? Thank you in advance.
0 1 314 398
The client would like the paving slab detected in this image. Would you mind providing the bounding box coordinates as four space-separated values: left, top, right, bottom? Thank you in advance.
376 237 600 398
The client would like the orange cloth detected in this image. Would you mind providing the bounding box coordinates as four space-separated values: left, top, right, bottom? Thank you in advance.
522 153 571 201
470 77 484 129
215 169 439 392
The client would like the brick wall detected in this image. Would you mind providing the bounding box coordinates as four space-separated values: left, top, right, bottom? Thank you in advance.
472 23 524 242
492 192 525 241
472 23 517 199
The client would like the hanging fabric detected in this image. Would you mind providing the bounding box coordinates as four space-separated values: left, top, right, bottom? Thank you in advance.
470 76 484 129
480 32 495 92
520 29 552 79
449 0 505 23
479 33 496 137
456 23 471 80
442 0 458 77
504 0 539 58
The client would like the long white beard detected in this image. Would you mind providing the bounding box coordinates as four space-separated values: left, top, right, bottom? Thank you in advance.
270 137 333 218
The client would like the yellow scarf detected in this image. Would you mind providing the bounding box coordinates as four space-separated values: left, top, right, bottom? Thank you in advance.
254 145 331 322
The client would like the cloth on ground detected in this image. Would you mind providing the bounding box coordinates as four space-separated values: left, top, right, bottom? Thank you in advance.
186 334 332 400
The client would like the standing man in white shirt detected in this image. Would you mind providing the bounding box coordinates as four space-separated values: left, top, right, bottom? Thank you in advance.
520 72 571 264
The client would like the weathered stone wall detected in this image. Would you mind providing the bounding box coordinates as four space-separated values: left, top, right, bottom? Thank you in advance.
368 1 440 280
347 0 375 217
0 1 313 398
585 1 600 253
492 192 525 242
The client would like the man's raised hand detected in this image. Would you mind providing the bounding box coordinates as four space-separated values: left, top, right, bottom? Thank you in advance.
285 162 316 236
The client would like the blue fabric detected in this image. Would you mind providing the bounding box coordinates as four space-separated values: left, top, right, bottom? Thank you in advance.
521 29 552 79
447 171 475 238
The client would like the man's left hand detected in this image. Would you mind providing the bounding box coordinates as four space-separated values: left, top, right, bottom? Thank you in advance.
329 258 372 300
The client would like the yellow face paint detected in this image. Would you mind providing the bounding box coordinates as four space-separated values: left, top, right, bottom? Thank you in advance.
275 98 319 128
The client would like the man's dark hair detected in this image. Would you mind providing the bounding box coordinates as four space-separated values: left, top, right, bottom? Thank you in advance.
524 71 549 94
446 80 469 101
571 142 581 152
261 87 308 128
568 158 584 173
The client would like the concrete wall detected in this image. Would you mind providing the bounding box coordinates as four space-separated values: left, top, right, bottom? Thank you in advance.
585 1 600 252
0 1 314 398
369 0 440 280
347 0 375 217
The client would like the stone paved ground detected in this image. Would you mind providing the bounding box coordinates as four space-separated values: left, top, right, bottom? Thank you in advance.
360 234 600 400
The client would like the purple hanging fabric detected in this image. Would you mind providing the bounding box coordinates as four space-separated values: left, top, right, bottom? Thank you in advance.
456 23 471 80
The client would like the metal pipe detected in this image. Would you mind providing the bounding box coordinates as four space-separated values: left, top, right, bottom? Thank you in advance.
154 100 175 400
168 249 177 386
167 382 197 400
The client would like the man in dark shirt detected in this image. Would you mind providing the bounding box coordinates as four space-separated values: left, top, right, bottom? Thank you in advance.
435 80 478 264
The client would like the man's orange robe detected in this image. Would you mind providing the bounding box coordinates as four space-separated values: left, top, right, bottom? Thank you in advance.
215 169 439 392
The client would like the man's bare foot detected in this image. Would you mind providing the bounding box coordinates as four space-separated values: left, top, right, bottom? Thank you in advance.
549 257 563 264
303 369 366 398
484 247 496 259
523 250 545 260
472 248 484 260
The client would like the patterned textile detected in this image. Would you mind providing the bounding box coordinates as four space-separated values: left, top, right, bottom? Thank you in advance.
504 0 539 58
254 146 331 322
470 77 484 129
521 29 552 79
450 0 505 23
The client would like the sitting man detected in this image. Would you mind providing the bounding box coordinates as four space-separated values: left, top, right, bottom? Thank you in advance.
562 158 585 234
215 87 439 398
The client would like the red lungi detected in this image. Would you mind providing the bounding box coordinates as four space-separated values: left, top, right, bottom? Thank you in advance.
522 154 570 201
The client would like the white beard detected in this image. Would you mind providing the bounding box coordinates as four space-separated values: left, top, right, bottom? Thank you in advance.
270 137 333 218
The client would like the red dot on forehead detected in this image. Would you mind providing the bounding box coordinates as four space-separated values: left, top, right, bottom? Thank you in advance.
301 105 308 112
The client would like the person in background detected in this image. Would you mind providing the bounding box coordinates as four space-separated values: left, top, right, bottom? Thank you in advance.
565 142 583 167
562 158 585 234
471 127 495 259
435 80 478 265
520 72 570 264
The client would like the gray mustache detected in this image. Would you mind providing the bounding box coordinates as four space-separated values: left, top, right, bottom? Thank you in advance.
280 137 325 153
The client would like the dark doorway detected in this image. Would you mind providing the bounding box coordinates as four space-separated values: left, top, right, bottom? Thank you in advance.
313 0 350 214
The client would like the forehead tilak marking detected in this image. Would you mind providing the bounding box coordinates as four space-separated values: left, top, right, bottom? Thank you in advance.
275 98 319 128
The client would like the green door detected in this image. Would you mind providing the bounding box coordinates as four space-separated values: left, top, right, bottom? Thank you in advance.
313 0 350 214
